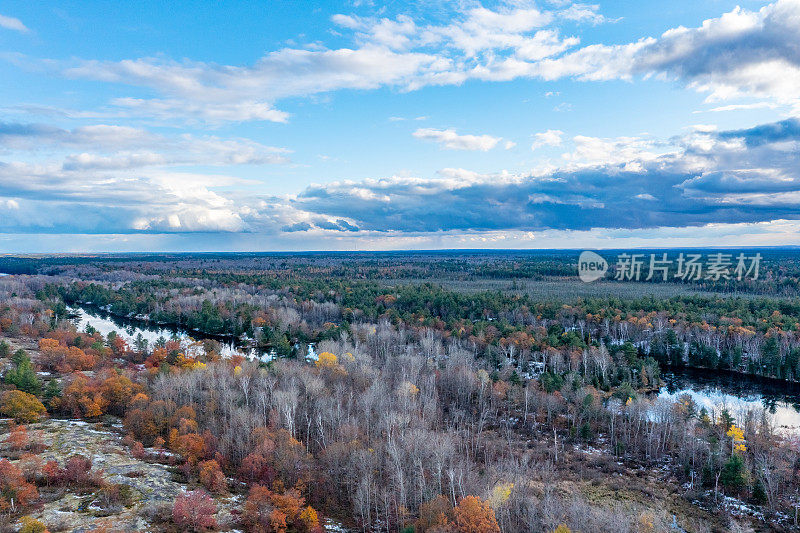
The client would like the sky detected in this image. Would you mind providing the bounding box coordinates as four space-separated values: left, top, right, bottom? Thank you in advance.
1 0 800 252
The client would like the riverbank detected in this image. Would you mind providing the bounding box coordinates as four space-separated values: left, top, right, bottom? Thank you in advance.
65 302 800 436
67 303 270 360
660 367 800 431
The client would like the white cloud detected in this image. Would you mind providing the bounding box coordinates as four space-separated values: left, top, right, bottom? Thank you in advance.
558 4 609 25
0 121 290 169
288 118 800 235
538 0 800 110
63 46 442 123
531 129 563 149
0 14 28 32
703 101 780 113
15 0 800 125
562 134 663 169
110 98 290 124
412 128 502 151
52 3 583 123
4 117 800 243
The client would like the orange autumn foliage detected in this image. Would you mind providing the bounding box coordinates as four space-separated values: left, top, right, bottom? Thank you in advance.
270 509 288 533
242 484 321 533
56 370 143 419
39 338 97 372
57 373 108 418
6 423 29 451
451 496 500 533
0 459 38 513
242 484 274 531
198 459 227 494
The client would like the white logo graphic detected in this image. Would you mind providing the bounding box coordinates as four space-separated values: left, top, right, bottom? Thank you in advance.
578 251 608 282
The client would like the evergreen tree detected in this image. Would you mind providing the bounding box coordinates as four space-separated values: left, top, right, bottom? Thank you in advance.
762 336 780 377
43 379 61 408
719 408 735 431
4 352 41 396
751 479 767 504
720 453 747 491
540 372 563 393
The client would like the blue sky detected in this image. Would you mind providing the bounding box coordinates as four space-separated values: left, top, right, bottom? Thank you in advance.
0 0 799 252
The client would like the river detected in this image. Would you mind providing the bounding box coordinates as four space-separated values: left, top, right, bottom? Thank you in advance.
70 305 800 433
659 368 800 432
68 305 278 362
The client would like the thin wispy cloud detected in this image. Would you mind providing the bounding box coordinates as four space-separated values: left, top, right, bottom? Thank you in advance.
30 0 800 125
0 13 28 32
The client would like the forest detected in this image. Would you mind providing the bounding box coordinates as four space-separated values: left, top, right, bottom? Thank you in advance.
1 250 800 532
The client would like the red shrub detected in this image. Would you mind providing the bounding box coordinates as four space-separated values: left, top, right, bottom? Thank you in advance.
0 458 38 513
172 490 217 531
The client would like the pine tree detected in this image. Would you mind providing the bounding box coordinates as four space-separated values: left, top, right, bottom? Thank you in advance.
720 453 747 491
4 352 41 395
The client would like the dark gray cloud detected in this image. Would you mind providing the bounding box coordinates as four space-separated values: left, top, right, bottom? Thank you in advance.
281 221 313 232
289 118 800 233
718 118 800 147
3 118 800 237
314 218 360 232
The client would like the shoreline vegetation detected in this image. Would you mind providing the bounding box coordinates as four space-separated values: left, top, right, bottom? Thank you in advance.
77 299 800 389
61 279 800 387
2 251 800 531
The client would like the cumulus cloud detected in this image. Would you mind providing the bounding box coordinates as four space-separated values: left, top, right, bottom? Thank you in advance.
539 0 800 109
288 118 800 233
0 14 27 32
3 117 800 239
26 0 800 122
531 129 563 149
50 0 800 121
0 120 293 234
49 2 584 123
412 128 502 151
9 0 800 124
561 134 664 169
557 4 610 25
0 161 260 234
61 47 441 125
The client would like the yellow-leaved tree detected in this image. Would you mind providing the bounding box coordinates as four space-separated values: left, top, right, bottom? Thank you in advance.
727 424 746 454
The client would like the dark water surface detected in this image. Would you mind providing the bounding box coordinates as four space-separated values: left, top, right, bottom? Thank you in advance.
659 367 800 432
69 305 264 359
